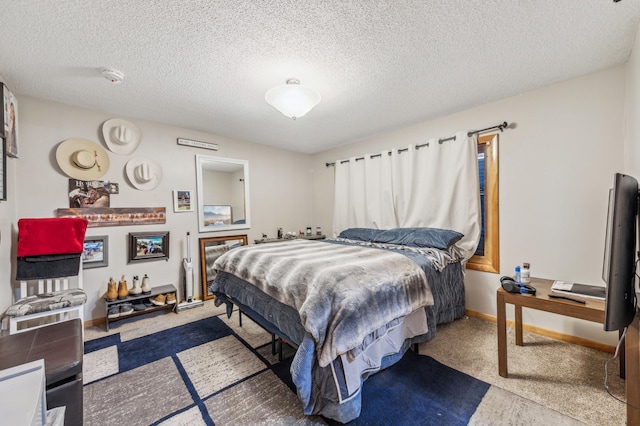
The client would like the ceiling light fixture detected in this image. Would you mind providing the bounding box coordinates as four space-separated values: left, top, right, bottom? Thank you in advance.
265 79 321 120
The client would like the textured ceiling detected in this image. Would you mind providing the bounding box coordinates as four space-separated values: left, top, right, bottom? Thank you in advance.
0 1 639 154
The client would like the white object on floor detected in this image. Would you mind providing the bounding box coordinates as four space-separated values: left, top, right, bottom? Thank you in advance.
0 359 50 426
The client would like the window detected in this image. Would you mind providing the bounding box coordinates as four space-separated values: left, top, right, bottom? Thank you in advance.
467 133 499 273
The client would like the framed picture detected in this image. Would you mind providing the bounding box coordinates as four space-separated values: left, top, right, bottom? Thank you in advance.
173 190 193 212
108 182 119 194
199 235 247 300
203 205 232 228
0 135 5 201
83 235 108 269
2 84 18 158
56 207 166 227
68 179 110 208
128 231 170 263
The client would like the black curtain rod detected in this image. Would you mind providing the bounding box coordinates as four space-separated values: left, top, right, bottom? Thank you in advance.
325 121 509 167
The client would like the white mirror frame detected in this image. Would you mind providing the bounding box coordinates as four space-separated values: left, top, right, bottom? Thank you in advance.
195 154 251 233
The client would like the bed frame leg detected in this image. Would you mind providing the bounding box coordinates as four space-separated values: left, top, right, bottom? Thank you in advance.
271 334 276 355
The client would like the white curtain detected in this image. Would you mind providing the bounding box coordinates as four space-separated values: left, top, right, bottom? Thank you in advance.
333 131 481 261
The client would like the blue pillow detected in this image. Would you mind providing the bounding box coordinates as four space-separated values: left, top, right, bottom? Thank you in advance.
376 227 463 250
338 228 384 242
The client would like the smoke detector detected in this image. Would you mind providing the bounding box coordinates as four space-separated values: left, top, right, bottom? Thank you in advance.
101 68 125 84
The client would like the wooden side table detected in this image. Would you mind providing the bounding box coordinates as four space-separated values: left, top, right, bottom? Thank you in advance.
496 277 623 378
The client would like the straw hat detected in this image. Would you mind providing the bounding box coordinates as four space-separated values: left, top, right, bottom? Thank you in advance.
125 158 162 190
102 118 141 155
56 138 110 180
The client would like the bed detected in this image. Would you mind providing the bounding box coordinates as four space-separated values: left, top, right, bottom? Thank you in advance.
209 227 466 423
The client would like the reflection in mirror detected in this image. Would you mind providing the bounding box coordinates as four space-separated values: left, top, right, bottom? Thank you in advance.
195 154 250 232
199 235 248 300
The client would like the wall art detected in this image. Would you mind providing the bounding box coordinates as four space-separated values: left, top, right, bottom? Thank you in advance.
0 135 5 200
203 205 232 228
173 190 193 212
68 179 111 208
2 84 18 158
56 207 166 227
177 138 218 151
128 231 170 263
83 235 108 269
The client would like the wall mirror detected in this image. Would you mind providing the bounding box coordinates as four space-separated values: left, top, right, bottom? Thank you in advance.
199 235 248 300
195 154 250 233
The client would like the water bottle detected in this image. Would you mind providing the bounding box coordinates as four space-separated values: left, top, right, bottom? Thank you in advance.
521 263 531 284
515 266 522 285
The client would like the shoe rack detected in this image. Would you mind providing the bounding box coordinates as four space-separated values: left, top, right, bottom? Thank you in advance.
103 284 177 331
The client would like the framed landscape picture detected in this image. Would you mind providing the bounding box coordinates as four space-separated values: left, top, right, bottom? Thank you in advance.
203 205 232 228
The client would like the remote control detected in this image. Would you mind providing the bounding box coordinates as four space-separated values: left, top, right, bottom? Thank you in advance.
548 294 586 304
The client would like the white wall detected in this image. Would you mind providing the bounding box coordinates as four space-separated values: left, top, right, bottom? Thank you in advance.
4 96 314 321
312 66 627 345
625 24 640 177
3 56 637 340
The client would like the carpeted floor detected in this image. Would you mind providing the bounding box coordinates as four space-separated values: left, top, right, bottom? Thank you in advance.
83 301 626 425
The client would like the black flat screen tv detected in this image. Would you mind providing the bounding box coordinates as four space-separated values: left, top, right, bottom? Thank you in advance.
602 173 639 331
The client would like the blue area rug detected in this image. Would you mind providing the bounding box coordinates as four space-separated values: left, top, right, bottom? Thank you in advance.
84 316 233 374
84 316 490 425
272 346 490 425
353 349 490 425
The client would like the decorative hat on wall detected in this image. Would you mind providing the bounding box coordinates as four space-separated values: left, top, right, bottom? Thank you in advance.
56 138 110 180
102 118 141 155
125 158 162 191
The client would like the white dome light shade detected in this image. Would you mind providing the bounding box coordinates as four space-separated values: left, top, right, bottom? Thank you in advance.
265 79 321 119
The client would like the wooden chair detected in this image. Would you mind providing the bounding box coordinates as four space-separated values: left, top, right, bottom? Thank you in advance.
5 263 85 335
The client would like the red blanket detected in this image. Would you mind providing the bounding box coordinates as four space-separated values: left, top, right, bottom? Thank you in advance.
17 218 88 257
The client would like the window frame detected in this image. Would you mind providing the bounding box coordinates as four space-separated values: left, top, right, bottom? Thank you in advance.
467 133 499 273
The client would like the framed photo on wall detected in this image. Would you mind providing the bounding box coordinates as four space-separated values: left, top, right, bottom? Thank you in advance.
0 136 5 200
69 179 111 208
128 231 170 263
203 205 232 228
83 235 108 269
173 190 194 212
2 84 18 158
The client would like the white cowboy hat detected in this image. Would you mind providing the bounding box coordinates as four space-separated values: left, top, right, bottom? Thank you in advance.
56 138 110 180
102 118 141 155
125 158 162 190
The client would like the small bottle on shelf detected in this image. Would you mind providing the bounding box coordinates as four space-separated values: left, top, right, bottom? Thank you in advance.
515 266 521 285
521 263 531 284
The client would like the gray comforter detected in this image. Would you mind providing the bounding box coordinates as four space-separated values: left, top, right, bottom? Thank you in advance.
213 239 434 367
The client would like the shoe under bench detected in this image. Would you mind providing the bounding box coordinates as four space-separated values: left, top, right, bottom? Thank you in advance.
103 284 177 331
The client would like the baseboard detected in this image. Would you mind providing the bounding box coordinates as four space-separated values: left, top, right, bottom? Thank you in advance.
84 317 106 328
82 306 615 353
465 309 617 354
